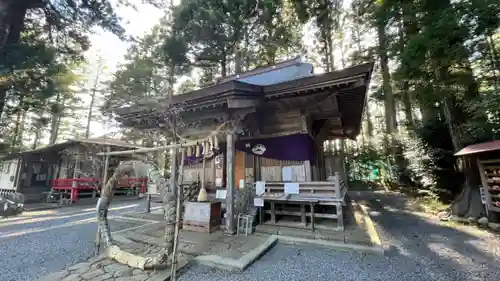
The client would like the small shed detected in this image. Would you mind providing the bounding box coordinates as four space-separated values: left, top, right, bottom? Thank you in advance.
0 137 144 203
455 140 500 216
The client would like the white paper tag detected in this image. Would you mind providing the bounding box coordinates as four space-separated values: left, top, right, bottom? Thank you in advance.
215 189 227 199
239 179 245 188
255 181 266 196
254 197 264 207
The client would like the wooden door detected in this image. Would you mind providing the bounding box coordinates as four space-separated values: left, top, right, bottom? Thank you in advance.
234 151 245 189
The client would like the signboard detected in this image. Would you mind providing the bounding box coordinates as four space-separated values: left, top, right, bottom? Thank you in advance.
284 182 300 194
254 198 264 207
184 202 211 222
215 189 227 199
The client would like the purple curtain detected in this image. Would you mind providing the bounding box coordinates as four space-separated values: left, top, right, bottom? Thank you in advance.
235 134 315 161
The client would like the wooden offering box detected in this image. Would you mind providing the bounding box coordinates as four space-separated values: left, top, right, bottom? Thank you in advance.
182 201 222 233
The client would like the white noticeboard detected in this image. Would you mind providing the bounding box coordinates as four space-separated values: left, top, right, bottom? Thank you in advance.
284 182 300 194
216 189 227 199
254 197 264 207
184 203 211 222
282 167 293 181
255 181 266 196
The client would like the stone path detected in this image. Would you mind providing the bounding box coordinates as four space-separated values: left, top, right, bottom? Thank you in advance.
37 210 274 281
0 200 158 281
38 241 190 281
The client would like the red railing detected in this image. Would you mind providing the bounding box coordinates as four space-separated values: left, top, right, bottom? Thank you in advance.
51 178 101 190
50 177 148 202
118 177 148 193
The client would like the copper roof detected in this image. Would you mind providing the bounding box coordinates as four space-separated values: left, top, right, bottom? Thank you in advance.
454 140 500 156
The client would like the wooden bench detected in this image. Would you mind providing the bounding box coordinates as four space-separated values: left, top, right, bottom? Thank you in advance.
259 174 347 231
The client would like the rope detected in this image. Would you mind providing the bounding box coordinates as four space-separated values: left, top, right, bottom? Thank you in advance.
169 120 230 144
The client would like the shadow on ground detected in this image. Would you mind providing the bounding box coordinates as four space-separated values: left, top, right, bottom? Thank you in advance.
351 191 500 280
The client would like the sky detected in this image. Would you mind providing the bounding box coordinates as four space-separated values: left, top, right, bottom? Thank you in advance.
78 0 361 139
80 2 164 138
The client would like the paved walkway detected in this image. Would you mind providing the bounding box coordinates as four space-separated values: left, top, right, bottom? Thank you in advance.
9 192 500 281
0 199 159 281
177 192 500 281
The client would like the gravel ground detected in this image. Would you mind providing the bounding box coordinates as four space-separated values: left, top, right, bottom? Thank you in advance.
179 193 500 281
0 199 158 281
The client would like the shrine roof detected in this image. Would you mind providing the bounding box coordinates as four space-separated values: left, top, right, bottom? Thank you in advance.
116 61 374 126
455 140 500 156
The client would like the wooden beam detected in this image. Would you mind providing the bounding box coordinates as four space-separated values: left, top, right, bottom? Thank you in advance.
227 98 260 109
96 141 200 156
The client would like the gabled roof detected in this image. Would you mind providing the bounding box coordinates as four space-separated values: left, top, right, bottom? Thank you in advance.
117 61 373 117
115 60 374 139
455 140 500 156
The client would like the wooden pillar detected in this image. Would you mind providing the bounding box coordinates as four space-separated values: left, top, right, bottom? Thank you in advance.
71 148 81 203
201 148 206 189
225 132 236 234
211 157 216 188
101 147 110 195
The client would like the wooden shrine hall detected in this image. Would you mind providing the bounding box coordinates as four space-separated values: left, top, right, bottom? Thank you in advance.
115 57 373 234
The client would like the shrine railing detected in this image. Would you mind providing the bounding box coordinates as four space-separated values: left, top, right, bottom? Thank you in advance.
51 178 101 190
51 177 148 193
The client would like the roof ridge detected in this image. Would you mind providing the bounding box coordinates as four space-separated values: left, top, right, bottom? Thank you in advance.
217 56 303 84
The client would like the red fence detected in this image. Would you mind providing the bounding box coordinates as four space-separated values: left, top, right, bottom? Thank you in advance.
51 177 148 202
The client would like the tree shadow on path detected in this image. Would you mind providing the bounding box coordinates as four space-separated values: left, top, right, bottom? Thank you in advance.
353 191 500 281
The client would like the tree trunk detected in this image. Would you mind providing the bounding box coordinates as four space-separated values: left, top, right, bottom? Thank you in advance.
0 0 30 116
365 106 374 138
220 57 227 77
85 86 98 138
487 36 499 92
377 21 398 153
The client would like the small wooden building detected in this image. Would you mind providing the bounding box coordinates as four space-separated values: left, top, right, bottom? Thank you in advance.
0 138 144 203
116 58 373 232
455 140 500 220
